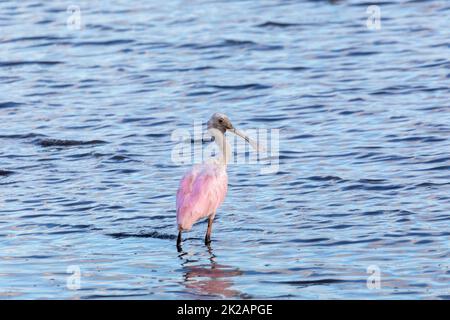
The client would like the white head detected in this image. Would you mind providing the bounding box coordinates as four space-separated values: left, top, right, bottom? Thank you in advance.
206 113 263 152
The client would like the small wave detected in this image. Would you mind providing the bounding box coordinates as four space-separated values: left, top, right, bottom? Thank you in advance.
36 138 107 147
0 61 62 67
2 36 69 43
0 133 43 139
108 231 176 240
289 134 315 140
0 170 14 176
145 66 214 73
328 238 383 246
346 51 379 57
121 116 157 123
358 178 387 184
72 39 135 46
267 278 348 287
106 168 140 174
290 237 329 243
256 21 301 28
248 116 291 122
261 66 309 72
179 39 282 51
421 156 450 164
0 101 23 109
207 83 271 90
108 155 138 162
350 1 396 7
418 165 450 171
387 136 447 143
307 175 344 182
342 184 403 191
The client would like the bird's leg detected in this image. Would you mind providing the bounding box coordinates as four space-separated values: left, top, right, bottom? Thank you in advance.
205 214 215 245
177 230 182 251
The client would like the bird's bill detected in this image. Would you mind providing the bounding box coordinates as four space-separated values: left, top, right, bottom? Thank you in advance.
229 128 265 152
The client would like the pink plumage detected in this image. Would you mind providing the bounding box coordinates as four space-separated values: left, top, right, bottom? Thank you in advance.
176 163 228 231
175 113 259 248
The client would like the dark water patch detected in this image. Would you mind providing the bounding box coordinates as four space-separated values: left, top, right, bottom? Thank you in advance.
354 151 394 160
346 51 378 57
0 101 23 109
121 116 157 123
413 182 450 188
0 170 14 176
339 110 361 115
363 210 386 216
107 168 140 174
266 278 349 287
342 184 403 191
187 90 218 96
421 156 450 164
18 255 55 259
48 230 89 235
350 1 396 6
20 213 69 219
358 179 387 184
2 35 69 43
72 39 135 47
307 175 344 182
108 155 138 162
66 152 95 159
207 83 271 91
387 136 447 143
289 134 315 140
146 66 214 73
417 165 450 171
261 66 309 72
328 238 383 246
0 60 63 67
108 231 176 240
113 215 170 222
415 239 434 245
371 154 413 162
180 39 282 51
329 224 354 230
144 133 167 138
248 116 290 122
290 237 329 243
36 138 107 147
61 200 96 207
256 21 302 28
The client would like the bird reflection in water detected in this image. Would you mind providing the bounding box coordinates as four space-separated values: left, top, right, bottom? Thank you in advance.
178 245 247 299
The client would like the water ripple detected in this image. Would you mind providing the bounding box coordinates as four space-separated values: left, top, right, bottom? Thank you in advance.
1 0 448 300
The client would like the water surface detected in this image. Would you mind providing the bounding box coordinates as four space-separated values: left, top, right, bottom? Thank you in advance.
0 0 449 299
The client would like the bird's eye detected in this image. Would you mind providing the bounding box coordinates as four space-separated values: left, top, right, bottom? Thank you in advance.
218 119 223 123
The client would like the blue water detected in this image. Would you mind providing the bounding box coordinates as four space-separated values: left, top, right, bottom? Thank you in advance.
1 0 449 299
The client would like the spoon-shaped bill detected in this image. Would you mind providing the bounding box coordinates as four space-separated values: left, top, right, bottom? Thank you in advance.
230 128 265 152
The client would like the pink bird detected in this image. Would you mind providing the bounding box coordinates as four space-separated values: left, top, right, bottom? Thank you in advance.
176 113 260 249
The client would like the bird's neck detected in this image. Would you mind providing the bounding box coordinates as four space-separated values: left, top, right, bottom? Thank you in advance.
208 128 231 166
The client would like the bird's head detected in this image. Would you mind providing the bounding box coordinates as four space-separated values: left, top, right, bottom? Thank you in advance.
207 113 233 134
206 113 264 152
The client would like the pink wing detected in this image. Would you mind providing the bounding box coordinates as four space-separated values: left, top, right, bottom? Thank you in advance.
176 164 228 230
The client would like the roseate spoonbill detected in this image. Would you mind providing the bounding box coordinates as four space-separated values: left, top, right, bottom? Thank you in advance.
176 113 260 249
